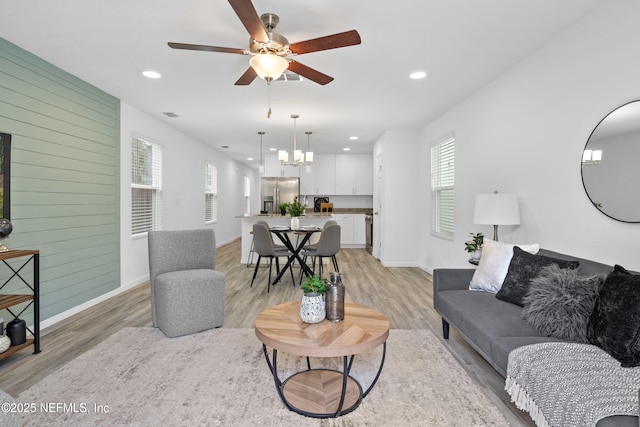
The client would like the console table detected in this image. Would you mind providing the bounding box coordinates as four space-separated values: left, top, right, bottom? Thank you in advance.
0 249 40 359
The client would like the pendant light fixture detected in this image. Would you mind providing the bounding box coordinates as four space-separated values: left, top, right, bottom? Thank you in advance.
304 131 314 173
278 114 313 167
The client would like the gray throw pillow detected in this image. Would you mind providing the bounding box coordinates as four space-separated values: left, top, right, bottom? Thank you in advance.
496 246 580 306
521 264 605 343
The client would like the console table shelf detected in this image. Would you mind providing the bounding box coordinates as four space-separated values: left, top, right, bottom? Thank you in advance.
0 249 40 360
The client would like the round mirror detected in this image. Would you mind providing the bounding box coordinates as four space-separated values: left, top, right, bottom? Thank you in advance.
581 101 640 223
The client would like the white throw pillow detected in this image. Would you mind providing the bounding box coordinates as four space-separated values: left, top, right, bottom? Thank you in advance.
469 239 540 293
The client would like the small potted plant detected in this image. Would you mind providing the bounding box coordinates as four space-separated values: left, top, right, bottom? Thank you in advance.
464 232 484 261
300 275 327 324
287 197 305 229
277 202 288 216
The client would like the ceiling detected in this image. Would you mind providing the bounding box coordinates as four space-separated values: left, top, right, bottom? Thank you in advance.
1 0 607 168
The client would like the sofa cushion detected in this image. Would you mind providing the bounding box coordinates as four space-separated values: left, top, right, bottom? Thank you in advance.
495 247 579 306
587 265 640 367
521 264 605 343
436 289 543 362
469 239 540 293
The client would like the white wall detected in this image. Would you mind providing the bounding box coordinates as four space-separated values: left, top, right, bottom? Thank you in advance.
419 0 639 272
119 102 260 288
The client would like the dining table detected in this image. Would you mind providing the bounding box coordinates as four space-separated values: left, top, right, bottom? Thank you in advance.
269 225 321 285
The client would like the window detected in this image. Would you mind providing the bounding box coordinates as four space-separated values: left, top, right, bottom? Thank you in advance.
431 136 455 240
131 137 162 235
205 163 218 223
243 176 251 216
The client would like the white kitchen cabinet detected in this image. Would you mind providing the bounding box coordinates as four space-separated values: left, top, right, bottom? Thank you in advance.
264 154 300 178
353 214 366 245
300 154 335 195
334 214 354 245
334 154 373 195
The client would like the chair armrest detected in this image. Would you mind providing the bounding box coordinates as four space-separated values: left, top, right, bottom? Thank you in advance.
433 268 475 293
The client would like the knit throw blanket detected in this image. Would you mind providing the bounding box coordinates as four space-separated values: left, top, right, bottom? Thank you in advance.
506 342 640 427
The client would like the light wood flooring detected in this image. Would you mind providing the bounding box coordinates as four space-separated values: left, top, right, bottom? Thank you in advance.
0 238 533 426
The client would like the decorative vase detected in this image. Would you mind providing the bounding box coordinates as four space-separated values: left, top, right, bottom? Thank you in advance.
326 271 345 322
291 217 300 231
280 209 286 216
6 318 26 346
0 335 10 353
300 292 325 324
471 250 482 261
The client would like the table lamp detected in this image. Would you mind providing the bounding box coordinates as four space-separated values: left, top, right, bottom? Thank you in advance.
473 192 520 241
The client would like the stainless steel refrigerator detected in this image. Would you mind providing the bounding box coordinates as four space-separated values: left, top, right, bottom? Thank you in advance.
260 177 300 213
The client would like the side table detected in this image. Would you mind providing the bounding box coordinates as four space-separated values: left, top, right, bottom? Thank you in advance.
255 301 389 418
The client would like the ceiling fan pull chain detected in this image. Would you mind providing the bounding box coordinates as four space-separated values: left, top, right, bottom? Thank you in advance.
267 83 272 118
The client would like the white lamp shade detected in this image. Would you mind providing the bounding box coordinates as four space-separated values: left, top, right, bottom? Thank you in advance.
294 150 303 163
278 150 288 162
305 151 313 162
249 54 288 81
473 193 520 225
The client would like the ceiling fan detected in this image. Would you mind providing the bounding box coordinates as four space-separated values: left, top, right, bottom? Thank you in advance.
168 0 361 86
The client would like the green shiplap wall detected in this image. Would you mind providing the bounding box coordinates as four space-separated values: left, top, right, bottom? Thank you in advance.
0 37 120 323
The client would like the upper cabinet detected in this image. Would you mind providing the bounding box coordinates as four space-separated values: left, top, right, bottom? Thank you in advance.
334 154 373 195
269 153 372 196
264 154 300 178
300 154 335 195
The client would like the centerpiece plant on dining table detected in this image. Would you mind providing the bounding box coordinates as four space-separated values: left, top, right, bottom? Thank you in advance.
299 275 327 324
287 197 305 230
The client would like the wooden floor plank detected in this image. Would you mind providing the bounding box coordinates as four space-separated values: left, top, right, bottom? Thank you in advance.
0 238 533 425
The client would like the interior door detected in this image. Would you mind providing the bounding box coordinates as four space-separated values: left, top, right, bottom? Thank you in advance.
373 153 383 259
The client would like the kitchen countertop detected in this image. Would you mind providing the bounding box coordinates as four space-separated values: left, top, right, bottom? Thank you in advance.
236 208 373 219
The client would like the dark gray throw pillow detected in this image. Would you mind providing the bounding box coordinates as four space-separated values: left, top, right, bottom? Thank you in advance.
521 264 605 343
587 265 640 367
495 246 580 306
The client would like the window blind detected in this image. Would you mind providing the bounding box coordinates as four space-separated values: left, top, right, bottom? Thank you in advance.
205 163 218 223
131 137 162 235
431 137 455 240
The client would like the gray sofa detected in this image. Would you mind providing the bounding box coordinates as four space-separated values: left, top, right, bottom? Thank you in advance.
433 248 637 427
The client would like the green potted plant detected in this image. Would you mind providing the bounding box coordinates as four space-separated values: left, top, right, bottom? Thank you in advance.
287 198 305 217
464 232 484 261
300 275 327 324
277 202 288 216
287 197 305 230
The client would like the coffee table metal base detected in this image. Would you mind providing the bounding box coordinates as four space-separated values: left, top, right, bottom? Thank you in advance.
262 343 386 418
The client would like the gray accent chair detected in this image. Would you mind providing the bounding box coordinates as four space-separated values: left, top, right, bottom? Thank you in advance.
148 229 225 338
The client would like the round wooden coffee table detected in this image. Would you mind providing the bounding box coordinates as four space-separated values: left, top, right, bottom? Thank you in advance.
255 301 389 418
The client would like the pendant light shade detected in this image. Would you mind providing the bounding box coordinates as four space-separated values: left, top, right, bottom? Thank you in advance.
249 54 288 82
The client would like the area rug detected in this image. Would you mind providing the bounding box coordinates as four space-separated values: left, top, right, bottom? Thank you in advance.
18 328 508 426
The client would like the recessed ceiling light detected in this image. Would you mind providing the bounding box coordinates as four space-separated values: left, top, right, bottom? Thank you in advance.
142 70 162 79
269 147 277 151
409 71 427 80
343 147 351 151
349 136 358 140
247 157 254 161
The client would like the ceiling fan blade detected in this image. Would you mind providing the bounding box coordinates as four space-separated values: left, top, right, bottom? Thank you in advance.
287 61 334 85
290 30 361 55
235 67 258 85
168 42 246 55
228 0 269 42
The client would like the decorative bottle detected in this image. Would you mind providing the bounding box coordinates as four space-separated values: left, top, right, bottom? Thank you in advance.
6 317 26 346
326 271 345 322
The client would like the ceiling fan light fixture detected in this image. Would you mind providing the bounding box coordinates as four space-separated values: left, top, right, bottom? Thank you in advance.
250 53 289 82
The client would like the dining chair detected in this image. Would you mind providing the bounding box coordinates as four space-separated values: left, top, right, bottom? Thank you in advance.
251 222 294 293
302 220 337 250
300 224 341 276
